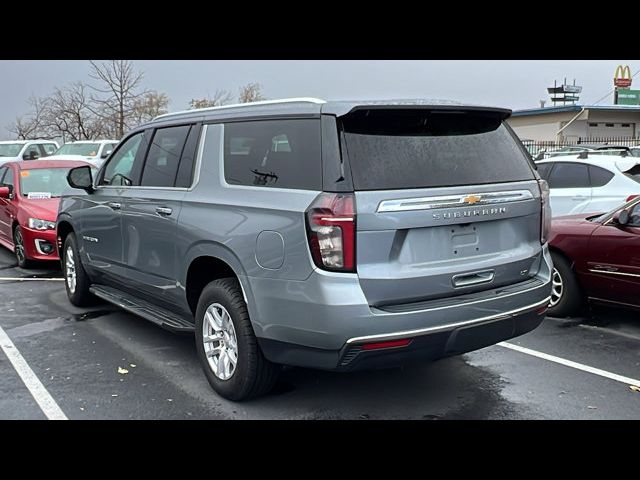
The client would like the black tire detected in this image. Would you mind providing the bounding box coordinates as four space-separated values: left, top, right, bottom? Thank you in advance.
62 233 96 307
548 252 583 317
13 225 34 269
195 278 279 401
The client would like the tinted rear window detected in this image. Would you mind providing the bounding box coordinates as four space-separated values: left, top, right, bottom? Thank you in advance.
625 164 640 183
339 109 535 190
589 165 614 187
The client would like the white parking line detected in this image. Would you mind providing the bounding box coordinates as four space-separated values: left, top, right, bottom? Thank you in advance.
498 341 640 388
0 277 64 282
0 325 67 420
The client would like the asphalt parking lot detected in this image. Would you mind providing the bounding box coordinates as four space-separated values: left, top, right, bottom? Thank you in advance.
0 248 638 420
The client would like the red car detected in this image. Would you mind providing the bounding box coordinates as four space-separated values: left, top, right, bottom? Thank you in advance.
548 196 640 316
0 160 92 267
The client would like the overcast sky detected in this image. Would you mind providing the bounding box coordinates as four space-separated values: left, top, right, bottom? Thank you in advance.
0 60 636 138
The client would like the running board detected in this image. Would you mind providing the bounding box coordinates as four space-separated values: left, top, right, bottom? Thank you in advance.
89 285 195 333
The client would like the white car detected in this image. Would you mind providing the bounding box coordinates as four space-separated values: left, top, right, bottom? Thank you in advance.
45 140 119 167
536 154 640 217
0 140 59 165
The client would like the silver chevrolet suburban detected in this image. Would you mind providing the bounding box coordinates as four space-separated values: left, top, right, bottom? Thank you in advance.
57 98 553 400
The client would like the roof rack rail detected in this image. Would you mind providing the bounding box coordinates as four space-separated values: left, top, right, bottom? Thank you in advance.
154 97 326 120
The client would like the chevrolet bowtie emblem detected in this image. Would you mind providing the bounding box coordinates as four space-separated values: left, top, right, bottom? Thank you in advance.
462 195 482 205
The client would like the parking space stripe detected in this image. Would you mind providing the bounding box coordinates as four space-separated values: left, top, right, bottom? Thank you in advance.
0 277 64 282
0 325 67 420
498 341 640 388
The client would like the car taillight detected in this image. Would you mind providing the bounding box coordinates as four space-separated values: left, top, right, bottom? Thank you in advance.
539 179 551 244
627 194 639 202
306 192 356 272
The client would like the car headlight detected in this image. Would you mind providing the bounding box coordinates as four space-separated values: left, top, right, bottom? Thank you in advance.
28 218 56 230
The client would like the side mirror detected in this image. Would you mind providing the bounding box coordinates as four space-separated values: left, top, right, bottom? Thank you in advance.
67 166 94 193
101 150 112 159
617 210 630 226
0 186 10 199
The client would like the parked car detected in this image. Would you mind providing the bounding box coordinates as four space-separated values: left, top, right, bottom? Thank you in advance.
548 196 640 316
535 155 640 217
534 145 597 161
0 160 93 268
534 144 634 161
57 98 553 401
45 140 119 168
0 140 59 166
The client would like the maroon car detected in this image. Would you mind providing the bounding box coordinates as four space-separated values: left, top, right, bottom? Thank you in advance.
548 196 640 316
0 160 92 268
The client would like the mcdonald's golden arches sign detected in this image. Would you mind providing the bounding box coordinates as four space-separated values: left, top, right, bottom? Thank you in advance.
614 65 632 88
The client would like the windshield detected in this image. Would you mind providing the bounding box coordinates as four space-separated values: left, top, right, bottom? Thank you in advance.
591 196 640 223
0 143 24 157
54 143 100 157
19 167 96 198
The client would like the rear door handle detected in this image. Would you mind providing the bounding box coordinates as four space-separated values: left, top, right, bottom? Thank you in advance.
572 195 588 201
108 202 121 210
155 207 173 216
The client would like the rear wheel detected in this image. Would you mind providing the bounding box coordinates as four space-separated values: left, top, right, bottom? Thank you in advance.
63 233 95 307
13 225 33 269
195 278 279 401
548 252 583 317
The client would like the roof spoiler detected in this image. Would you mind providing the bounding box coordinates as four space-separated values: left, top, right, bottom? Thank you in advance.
322 101 512 119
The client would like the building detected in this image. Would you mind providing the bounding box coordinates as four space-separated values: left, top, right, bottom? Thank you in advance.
507 104 640 142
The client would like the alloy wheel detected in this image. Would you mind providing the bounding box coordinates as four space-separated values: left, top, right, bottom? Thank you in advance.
550 268 563 307
13 228 26 265
202 303 238 381
65 246 76 294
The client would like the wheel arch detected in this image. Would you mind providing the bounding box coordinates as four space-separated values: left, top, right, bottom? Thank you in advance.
183 242 255 323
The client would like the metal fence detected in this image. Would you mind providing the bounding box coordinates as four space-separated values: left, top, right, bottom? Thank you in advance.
521 137 640 160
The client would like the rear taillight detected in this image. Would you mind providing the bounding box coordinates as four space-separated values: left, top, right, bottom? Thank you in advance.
306 192 356 272
627 194 639 202
539 179 551 244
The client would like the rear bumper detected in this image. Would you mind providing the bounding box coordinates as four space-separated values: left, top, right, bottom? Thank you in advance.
260 301 546 371
247 245 553 370
21 227 59 261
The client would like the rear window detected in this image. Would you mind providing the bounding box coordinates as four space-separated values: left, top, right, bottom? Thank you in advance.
625 164 640 183
339 109 535 190
589 165 614 187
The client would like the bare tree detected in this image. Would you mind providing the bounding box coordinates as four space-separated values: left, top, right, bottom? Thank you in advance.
10 61 171 142
131 91 170 125
7 96 53 140
188 90 233 109
43 82 105 141
89 60 147 138
238 82 265 103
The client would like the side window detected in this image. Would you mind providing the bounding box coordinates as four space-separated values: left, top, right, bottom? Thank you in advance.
140 125 190 187
175 125 201 188
223 119 322 190
547 162 590 189
103 143 118 158
536 163 553 181
589 165 615 188
0 167 7 184
41 144 57 156
100 132 145 186
23 144 40 160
